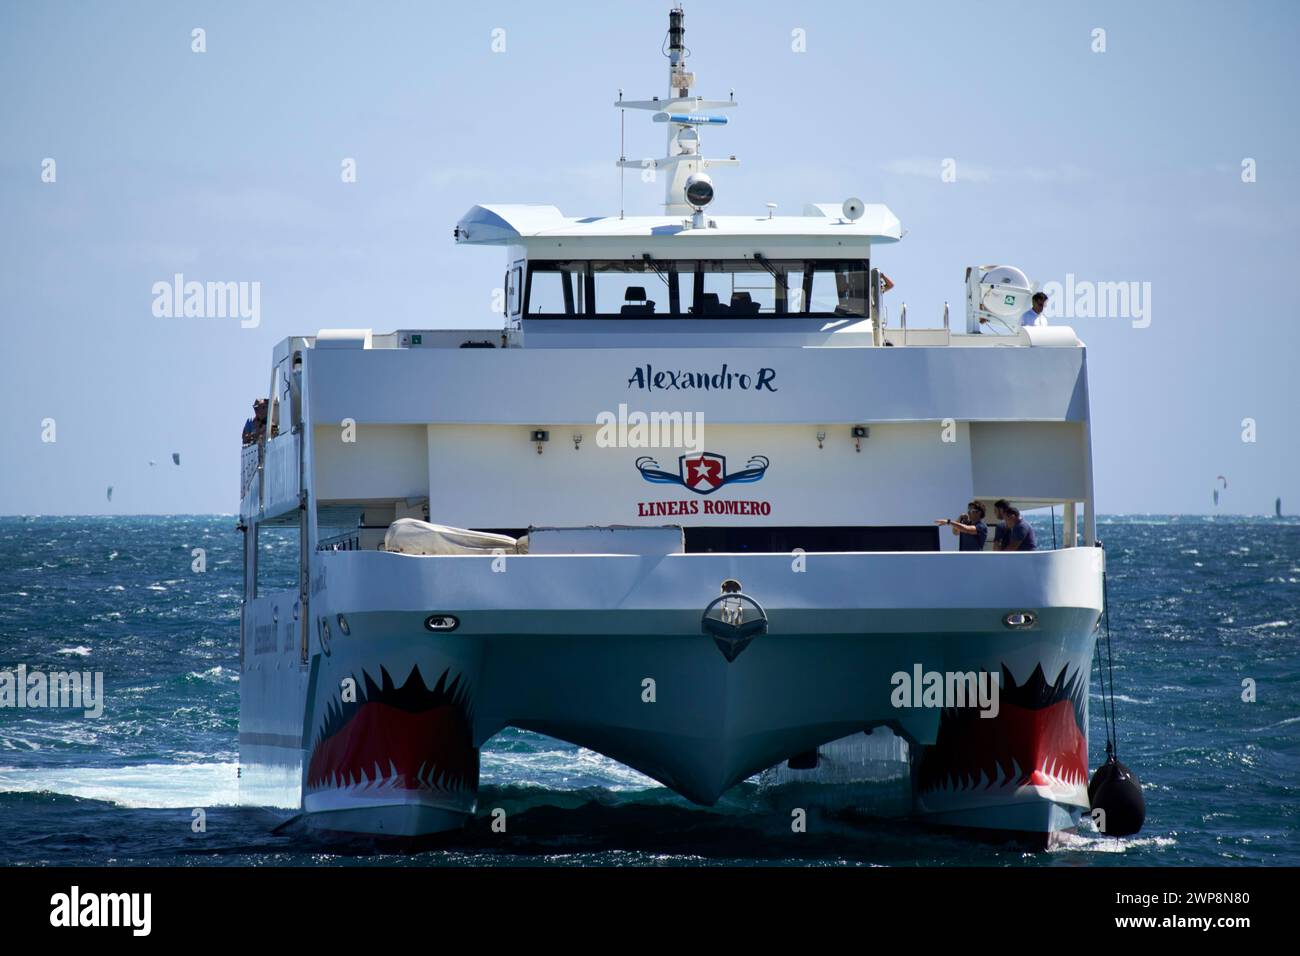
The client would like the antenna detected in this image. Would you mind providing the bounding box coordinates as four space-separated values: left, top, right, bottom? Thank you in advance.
842 197 865 221
668 4 689 97
618 89 625 220
614 6 739 217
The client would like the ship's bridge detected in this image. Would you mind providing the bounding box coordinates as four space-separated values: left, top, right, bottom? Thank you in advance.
456 202 903 326
452 203 1074 351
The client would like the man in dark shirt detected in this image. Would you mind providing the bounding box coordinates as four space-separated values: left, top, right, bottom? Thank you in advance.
937 501 989 551
991 499 1011 550
1000 504 1037 552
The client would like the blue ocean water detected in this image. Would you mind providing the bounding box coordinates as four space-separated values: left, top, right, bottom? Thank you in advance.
0 515 1295 866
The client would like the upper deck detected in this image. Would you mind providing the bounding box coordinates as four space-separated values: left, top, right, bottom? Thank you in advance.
450 202 1055 344
240 327 1097 558
275 319 1082 354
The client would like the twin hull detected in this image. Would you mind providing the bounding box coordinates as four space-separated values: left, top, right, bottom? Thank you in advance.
239 546 1104 840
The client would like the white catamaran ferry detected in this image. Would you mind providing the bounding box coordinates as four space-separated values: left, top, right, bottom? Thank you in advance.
238 6 1104 845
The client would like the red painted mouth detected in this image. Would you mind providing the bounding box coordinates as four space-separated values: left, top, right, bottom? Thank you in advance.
306 666 477 793
917 664 1088 793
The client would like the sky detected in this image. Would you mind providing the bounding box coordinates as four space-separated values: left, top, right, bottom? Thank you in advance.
1 0 1297 515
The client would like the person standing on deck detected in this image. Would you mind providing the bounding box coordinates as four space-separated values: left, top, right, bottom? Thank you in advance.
1022 291 1049 327
991 499 1012 549
998 504 1037 552
936 501 988 551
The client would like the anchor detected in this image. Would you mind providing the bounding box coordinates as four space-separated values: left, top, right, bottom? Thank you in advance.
700 580 768 662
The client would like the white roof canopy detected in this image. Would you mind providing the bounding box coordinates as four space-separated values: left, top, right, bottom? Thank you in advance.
454 203 902 257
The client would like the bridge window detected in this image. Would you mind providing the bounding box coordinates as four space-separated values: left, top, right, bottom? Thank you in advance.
802 261 869 317
523 260 583 315
523 259 869 318
591 260 674 316
680 259 781 315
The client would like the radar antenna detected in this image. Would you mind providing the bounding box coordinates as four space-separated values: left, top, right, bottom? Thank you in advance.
616 6 738 218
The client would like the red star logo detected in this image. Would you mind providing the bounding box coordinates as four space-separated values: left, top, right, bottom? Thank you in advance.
684 455 723 490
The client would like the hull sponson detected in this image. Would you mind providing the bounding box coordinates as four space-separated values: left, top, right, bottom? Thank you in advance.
297 637 485 837
240 547 1102 837
301 664 480 836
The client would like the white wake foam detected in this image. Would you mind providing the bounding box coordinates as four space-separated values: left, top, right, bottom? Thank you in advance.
0 761 240 808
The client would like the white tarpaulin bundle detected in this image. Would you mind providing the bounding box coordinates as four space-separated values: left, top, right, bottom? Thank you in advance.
383 518 524 555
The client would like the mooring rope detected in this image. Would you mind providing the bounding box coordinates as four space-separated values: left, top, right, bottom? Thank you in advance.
1099 568 1120 757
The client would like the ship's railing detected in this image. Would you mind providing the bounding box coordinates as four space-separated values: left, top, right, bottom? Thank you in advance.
317 530 361 552
240 441 262 501
881 327 951 346
261 431 301 516
881 301 956 347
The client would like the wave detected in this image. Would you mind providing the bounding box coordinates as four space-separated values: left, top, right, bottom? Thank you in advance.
0 762 239 809
481 745 656 791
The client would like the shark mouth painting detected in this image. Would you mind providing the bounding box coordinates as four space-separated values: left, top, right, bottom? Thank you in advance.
916 663 1089 799
306 665 477 794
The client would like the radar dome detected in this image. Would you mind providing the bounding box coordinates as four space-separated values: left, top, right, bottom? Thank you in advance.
979 265 1034 319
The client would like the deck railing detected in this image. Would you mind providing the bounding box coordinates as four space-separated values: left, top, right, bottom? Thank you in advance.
240 441 262 501
317 530 361 552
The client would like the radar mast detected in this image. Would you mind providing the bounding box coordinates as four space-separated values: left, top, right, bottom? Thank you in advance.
616 5 739 218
